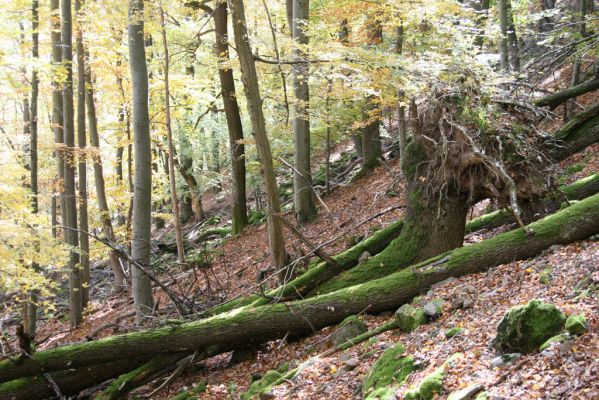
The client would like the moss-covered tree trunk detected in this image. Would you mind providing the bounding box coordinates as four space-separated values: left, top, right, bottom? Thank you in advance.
2 193 598 389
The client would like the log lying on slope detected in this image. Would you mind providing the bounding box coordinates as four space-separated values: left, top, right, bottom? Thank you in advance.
465 173 599 233
1 193 598 390
206 219 405 315
550 102 599 162
534 78 599 109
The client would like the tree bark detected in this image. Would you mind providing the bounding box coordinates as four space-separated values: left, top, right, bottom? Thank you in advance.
51 0 65 240
86 62 128 289
534 78 599 109
2 193 598 385
128 0 154 322
75 0 90 308
62 0 83 327
214 1 248 233
359 14 383 172
499 0 510 71
230 0 287 279
23 0 40 337
291 0 317 223
550 102 599 162
159 6 186 269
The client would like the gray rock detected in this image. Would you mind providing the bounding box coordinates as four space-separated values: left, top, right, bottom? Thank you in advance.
423 299 446 318
451 296 465 310
330 315 368 346
490 353 521 369
447 383 485 400
462 297 475 309
344 357 359 370
463 284 477 294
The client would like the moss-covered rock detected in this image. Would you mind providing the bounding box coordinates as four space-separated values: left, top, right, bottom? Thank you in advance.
362 343 417 400
495 300 566 353
445 327 464 339
565 314 588 335
395 304 427 332
403 354 462 400
330 315 368 346
423 299 445 318
240 363 290 400
171 381 208 400
539 333 570 351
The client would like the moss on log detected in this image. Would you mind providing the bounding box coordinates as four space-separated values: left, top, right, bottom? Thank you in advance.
534 79 599 109
551 103 599 162
95 352 189 400
1 194 598 386
206 219 405 315
0 358 147 400
465 173 599 233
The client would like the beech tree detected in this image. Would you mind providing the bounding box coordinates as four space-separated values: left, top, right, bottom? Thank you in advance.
128 0 154 321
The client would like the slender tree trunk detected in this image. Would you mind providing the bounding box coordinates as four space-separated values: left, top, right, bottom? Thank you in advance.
360 14 383 172
51 0 65 241
506 0 520 71
566 0 587 120
499 0 509 71
472 0 490 48
159 6 186 269
86 61 128 289
230 0 287 280
62 0 83 327
291 0 316 223
214 1 248 233
23 0 40 337
75 0 90 308
128 0 154 322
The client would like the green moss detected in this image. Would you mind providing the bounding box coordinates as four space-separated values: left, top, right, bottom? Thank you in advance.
362 343 418 400
444 327 464 339
240 370 283 400
474 392 489 400
402 141 428 180
171 381 208 400
539 268 553 284
395 304 428 332
495 300 566 353
465 209 511 234
540 334 570 351
565 164 584 174
565 314 588 335
403 354 462 400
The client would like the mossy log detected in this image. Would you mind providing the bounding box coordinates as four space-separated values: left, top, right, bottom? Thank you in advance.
95 352 190 400
534 78 599 109
1 194 598 390
550 102 599 162
0 357 148 400
206 219 405 315
465 173 599 233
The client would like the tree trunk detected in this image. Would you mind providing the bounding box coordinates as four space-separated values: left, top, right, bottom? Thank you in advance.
499 0 509 71
51 0 65 240
550 102 599 162
75 0 90 308
534 78 599 109
230 0 287 279
86 62 128 289
2 193 598 386
214 1 248 233
128 0 154 322
159 7 186 270
506 0 520 71
62 0 83 327
291 0 317 223
23 0 40 337
360 15 383 172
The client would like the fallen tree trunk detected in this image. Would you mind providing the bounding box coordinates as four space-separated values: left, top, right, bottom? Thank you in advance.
0 357 148 400
96 352 190 400
1 193 598 387
465 173 599 233
551 102 599 162
534 78 599 109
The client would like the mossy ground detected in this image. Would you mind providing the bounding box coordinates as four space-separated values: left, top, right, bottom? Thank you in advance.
362 343 418 400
